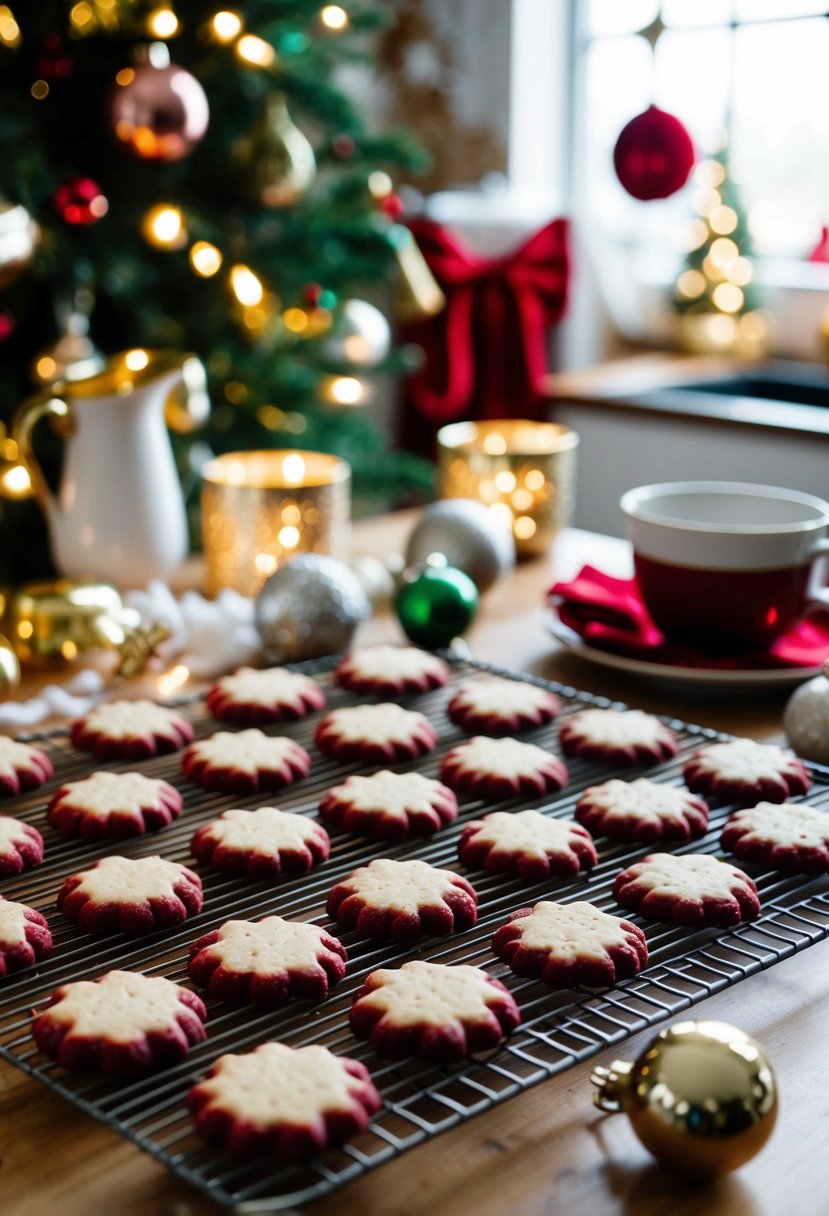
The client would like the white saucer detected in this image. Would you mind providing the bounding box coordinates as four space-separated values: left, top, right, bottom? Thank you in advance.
544 611 822 693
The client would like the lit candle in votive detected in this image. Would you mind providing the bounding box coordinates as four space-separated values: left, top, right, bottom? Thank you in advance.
437 420 579 557
201 450 351 596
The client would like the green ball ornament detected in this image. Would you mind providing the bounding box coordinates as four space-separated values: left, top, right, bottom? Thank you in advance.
395 565 479 648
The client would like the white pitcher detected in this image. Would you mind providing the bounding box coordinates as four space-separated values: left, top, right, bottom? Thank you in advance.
14 349 202 589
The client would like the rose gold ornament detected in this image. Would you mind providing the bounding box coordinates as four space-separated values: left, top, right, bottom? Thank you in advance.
109 52 209 163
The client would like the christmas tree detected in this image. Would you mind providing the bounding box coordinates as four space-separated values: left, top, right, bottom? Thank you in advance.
671 146 766 353
0 0 434 583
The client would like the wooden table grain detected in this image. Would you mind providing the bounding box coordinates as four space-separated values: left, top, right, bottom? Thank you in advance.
1 513 822 1216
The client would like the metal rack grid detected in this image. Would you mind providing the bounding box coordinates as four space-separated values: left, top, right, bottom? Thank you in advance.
1 656 828 1214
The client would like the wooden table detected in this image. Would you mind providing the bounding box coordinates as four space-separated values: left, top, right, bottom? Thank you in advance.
1 514 822 1216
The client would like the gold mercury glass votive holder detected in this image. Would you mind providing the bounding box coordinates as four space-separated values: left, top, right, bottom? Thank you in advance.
437 420 579 558
201 450 351 597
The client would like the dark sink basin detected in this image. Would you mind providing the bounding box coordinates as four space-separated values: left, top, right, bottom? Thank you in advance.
622 360 829 435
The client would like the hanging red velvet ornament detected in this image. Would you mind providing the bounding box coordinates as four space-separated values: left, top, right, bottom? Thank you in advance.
54 177 109 226
613 105 695 201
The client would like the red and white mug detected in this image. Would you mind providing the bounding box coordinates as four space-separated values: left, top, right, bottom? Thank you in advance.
620 481 829 655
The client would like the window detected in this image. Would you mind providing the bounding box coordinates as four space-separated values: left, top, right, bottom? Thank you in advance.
578 1 829 258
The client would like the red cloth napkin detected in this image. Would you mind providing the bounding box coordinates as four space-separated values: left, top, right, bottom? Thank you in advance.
548 566 829 670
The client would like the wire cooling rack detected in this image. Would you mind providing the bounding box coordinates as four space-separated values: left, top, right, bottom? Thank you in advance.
1 656 829 1214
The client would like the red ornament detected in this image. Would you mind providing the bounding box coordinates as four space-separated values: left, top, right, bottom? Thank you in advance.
613 105 695 201
379 193 405 221
331 133 356 159
36 34 73 81
0 313 16 342
304 282 323 306
54 178 109 226
808 226 829 263
109 61 209 162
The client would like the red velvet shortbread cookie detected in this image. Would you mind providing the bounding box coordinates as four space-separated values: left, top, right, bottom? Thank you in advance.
335 645 448 697
188 916 347 1008
613 852 760 927
0 897 52 977
71 699 194 760
181 729 311 794
683 738 812 805
721 802 829 874
492 900 648 989
0 816 44 877
314 704 437 765
205 666 326 726
350 960 521 1063
439 736 568 801
448 677 562 736
189 1042 381 1162
575 778 709 845
0 737 53 798
32 969 207 1077
458 810 596 881
318 770 458 840
58 855 203 937
46 772 183 842
326 858 478 943
190 807 330 879
559 708 678 768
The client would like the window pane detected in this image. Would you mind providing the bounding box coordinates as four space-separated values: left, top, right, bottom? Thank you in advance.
662 0 733 29
731 18 829 253
587 0 658 38
655 28 730 148
735 0 826 18
584 35 653 227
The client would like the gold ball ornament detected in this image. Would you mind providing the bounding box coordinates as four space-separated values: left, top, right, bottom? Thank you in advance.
0 632 21 696
783 662 829 764
591 1020 777 1178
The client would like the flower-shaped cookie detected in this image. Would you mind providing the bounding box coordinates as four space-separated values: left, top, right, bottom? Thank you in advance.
205 666 326 725
439 736 568 801
0 897 52 977
492 900 648 988
558 708 678 768
335 645 448 697
575 778 709 844
683 739 812 805
71 700 194 760
32 970 207 1076
613 852 760 927
0 816 44 877
721 802 829 874
182 729 311 794
448 677 561 736
0 737 53 798
458 810 596 881
315 704 437 765
46 772 183 841
188 1042 381 1162
326 858 478 943
350 960 521 1062
58 855 203 937
318 770 458 840
190 807 330 879
188 916 347 1008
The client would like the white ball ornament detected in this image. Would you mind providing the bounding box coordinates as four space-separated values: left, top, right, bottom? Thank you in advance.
783 664 829 764
323 300 392 367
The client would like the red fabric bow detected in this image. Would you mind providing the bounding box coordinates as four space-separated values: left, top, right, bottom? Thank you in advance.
403 216 570 424
549 565 829 670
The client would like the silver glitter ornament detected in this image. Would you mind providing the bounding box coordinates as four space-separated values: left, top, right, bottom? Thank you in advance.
783 665 829 763
404 499 515 594
255 554 370 664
